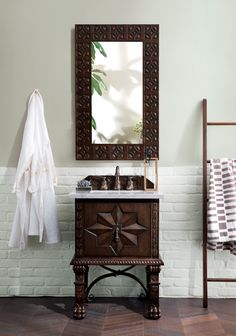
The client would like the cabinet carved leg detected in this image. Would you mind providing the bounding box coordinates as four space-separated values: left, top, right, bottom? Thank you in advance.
146 265 161 319
73 265 89 319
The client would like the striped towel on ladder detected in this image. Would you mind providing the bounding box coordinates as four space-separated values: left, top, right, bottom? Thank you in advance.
207 158 236 255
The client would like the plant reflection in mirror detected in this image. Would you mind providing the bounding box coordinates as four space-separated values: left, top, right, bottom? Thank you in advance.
91 42 108 132
134 120 143 143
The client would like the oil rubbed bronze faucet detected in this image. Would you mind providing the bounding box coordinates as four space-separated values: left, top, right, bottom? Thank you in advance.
114 166 120 190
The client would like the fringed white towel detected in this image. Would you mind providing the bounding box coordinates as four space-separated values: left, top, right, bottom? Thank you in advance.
208 158 236 255
9 89 60 249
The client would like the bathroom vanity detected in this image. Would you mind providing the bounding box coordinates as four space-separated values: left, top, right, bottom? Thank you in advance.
70 175 163 319
73 23 161 319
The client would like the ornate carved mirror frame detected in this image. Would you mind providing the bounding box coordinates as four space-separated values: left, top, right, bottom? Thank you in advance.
75 24 159 160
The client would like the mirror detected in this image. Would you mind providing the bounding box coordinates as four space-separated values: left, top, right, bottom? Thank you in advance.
75 24 159 160
91 41 143 144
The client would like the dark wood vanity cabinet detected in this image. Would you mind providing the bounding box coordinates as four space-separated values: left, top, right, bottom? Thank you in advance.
73 22 161 318
71 196 163 320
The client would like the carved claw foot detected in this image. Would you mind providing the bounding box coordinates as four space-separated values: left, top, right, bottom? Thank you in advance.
73 303 86 319
73 265 88 319
146 265 161 320
147 304 161 319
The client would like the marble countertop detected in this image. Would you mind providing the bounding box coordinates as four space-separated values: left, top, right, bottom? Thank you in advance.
69 190 163 200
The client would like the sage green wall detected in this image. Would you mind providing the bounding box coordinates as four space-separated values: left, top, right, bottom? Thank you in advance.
1 0 236 167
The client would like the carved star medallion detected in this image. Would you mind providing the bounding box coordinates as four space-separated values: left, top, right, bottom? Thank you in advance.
85 204 147 256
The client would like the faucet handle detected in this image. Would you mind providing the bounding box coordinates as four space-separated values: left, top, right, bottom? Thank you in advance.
126 177 134 191
100 177 108 190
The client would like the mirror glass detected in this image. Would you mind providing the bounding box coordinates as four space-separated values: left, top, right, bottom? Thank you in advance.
91 41 143 144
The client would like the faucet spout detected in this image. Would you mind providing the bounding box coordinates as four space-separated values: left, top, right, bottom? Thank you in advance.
115 166 120 176
114 166 121 190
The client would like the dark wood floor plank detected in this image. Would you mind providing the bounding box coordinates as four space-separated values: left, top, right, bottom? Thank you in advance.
63 309 105 336
0 298 236 336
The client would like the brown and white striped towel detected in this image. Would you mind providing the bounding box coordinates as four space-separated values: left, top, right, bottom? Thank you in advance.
208 159 236 255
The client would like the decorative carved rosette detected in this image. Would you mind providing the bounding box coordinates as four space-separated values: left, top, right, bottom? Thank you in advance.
93 145 110 160
111 145 125 160
127 145 142 160
85 204 148 256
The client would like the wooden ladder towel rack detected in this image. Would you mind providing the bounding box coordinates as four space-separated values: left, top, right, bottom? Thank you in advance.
202 98 236 308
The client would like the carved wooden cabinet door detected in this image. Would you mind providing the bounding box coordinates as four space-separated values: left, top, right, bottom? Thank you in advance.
75 199 159 258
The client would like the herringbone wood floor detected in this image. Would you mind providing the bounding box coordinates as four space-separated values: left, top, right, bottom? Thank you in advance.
0 297 236 336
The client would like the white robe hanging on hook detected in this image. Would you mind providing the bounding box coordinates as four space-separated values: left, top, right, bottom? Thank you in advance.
9 89 60 249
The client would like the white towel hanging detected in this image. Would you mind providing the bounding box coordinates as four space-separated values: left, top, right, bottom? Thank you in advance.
9 90 60 249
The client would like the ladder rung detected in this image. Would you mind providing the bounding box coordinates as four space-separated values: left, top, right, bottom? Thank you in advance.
208 278 236 282
207 122 236 126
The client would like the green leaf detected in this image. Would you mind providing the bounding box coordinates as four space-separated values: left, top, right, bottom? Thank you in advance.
93 73 103 81
92 74 108 91
93 68 107 76
91 43 95 62
93 74 107 90
94 41 107 57
100 81 107 91
92 116 97 130
92 77 102 96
